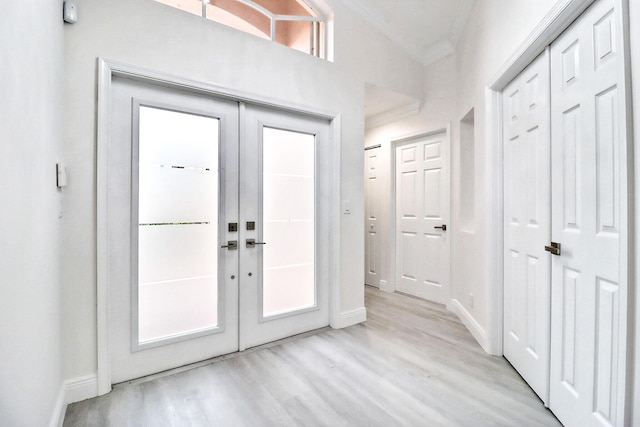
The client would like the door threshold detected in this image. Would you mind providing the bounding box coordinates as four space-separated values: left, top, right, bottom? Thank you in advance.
113 326 331 388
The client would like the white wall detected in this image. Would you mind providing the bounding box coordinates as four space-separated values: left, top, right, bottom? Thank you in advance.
61 0 425 383
0 1 64 426
365 0 561 349
365 55 457 293
451 0 559 345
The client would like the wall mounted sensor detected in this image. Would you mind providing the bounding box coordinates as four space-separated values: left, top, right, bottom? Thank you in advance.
63 1 78 24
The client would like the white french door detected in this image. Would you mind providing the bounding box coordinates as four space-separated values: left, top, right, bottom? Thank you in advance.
107 77 330 383
395 131 450 304
239 105 330 350
364 146 381 288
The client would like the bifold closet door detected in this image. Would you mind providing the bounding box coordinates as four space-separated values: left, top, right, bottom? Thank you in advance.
502 51 552 404
548 0 628 425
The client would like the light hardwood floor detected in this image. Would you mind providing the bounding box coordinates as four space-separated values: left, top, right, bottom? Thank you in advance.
64 287 561 426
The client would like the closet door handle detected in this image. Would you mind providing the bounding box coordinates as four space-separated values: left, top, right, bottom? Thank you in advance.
544 242 561 256
434 224 447 231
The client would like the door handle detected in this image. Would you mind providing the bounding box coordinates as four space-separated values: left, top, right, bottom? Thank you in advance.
544 242 561 256
434 224 447 231
246 239 267 248
221 240 238 250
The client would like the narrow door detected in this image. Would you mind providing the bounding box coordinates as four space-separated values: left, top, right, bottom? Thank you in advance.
365 146 381 288
108 77 240 383
549 0 628 425
239 105 330 350
502 51 552 404
395 132 450 304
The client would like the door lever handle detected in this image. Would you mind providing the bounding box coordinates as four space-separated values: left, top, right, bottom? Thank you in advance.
434 224 447 231
221 240 238 250
544 242 561 256
246 239 266 248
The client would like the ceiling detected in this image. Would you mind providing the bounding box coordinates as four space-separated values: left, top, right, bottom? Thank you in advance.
345 0 476 66
354 0 476 128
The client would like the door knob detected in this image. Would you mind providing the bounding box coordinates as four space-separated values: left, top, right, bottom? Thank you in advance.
544 242 561 256
434 224 447 231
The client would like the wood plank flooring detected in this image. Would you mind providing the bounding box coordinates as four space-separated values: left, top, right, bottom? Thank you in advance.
64 287 561 426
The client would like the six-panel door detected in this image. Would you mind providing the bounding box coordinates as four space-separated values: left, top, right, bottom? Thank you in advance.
549 0 627 425
395 132 450 304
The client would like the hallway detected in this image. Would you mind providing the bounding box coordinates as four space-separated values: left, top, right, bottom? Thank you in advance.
64 287 560 426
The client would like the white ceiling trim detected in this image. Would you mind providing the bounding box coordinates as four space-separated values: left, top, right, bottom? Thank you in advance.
365 100 422 130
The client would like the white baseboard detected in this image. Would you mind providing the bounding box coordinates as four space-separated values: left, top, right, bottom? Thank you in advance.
449 299 491 353
49 383 66 427
332 307 367 329
64 374 99 404
379 280 394 293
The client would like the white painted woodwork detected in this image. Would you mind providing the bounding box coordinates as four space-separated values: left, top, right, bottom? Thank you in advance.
108 77 240 383
365 147 381 288
240 105 330 350
395 132 450 304
549 0 628 425
502 51 552 404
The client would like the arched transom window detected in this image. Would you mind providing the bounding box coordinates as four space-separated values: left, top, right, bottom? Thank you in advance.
156 0 326 58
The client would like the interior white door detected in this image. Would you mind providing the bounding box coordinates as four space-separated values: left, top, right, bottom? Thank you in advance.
108 77 240 383
365 146 381 288
502 51 552 404
239 105 330 350
549 0 628 425
395 132 450 304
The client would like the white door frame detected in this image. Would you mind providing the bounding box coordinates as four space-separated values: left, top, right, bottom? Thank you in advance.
96 58 342 395
485 0 633 420
389 125 452 305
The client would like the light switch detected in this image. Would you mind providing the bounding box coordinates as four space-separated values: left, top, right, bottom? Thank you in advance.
343 200 351 214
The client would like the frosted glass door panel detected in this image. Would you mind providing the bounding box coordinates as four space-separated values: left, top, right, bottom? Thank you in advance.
139 107 219 168
138 225 217 284
137 106 220 343
139 168 216 223
262 127 315 317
